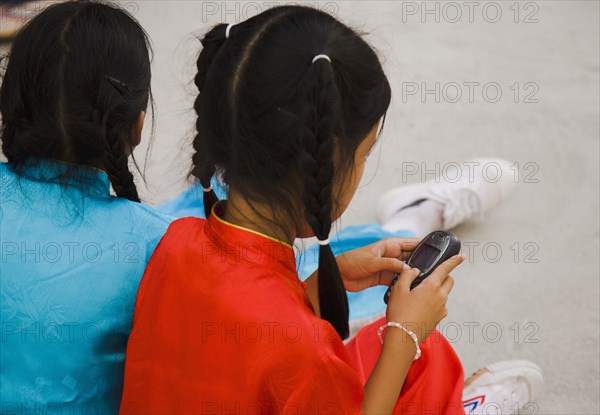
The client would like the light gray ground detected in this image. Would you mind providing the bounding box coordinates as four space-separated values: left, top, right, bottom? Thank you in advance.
6 0 600 413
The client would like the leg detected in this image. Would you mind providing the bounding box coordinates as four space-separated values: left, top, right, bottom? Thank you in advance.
377 158 519 237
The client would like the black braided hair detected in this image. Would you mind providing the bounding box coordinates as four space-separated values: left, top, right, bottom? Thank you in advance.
102 106 141 202
299 57 349 338
93 74 142 202
190 23 230 217
191 6 391 339
0 1 152 202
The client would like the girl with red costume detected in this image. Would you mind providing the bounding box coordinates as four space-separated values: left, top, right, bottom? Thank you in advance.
120 6 542 414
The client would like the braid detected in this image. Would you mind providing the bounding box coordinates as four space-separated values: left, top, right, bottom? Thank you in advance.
299 57 349 339
194 23 230 95
92 73 142 203
91 106 140 202
104 121 140 202
199 164 219 218
191 23 229 217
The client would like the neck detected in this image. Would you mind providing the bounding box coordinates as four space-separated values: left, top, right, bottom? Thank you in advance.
221 191 296 246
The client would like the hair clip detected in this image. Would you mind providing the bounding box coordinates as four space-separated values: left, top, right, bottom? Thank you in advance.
104 75 130 96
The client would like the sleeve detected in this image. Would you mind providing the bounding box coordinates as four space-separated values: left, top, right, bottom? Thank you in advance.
260 316 366 415
279 352 364 415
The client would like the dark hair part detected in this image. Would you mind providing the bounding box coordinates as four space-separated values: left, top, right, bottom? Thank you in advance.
191 6 391 339
0 0 153 202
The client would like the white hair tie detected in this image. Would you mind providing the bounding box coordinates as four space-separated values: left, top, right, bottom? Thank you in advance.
225 23 234 39
317 238 330 246
203 185 213 192
312 54 331 64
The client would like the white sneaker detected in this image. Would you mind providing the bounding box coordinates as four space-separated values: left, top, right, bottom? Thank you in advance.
462 360 544 415
376 158 519 230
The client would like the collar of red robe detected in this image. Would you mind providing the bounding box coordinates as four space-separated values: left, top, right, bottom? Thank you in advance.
204 200 299 278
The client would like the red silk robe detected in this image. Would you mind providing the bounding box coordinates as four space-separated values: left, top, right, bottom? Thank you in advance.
120 202 464 414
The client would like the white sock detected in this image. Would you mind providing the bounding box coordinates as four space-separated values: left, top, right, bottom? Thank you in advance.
381 199 444 237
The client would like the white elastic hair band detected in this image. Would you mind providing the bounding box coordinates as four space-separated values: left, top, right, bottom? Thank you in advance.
312 54 331 64
203 185 213 192
317 238 330 246
225 23 234 39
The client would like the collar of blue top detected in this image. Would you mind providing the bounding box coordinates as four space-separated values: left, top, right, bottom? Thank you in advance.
15 157 111 198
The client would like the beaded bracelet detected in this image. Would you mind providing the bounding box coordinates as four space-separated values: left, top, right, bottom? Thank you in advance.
377 321 422 361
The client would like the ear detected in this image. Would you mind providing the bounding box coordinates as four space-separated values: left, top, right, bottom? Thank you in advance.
129 111 145 150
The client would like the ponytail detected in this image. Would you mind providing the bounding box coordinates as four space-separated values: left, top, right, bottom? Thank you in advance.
104 122 140 202
199 172 219 218
97 76 141 202
298 55 349 339
191 23 230 217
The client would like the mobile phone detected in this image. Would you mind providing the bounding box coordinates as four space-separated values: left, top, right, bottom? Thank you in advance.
383 231 461 304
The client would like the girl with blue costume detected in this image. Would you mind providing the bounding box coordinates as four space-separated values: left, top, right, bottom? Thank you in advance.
0 1 172 413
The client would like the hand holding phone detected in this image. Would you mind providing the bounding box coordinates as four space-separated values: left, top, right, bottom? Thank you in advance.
384 231 461 304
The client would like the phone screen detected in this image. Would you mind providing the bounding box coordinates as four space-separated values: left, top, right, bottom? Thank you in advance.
410 243 441 272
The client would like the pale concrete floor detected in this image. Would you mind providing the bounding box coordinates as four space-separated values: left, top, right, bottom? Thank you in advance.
5 0 599 413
